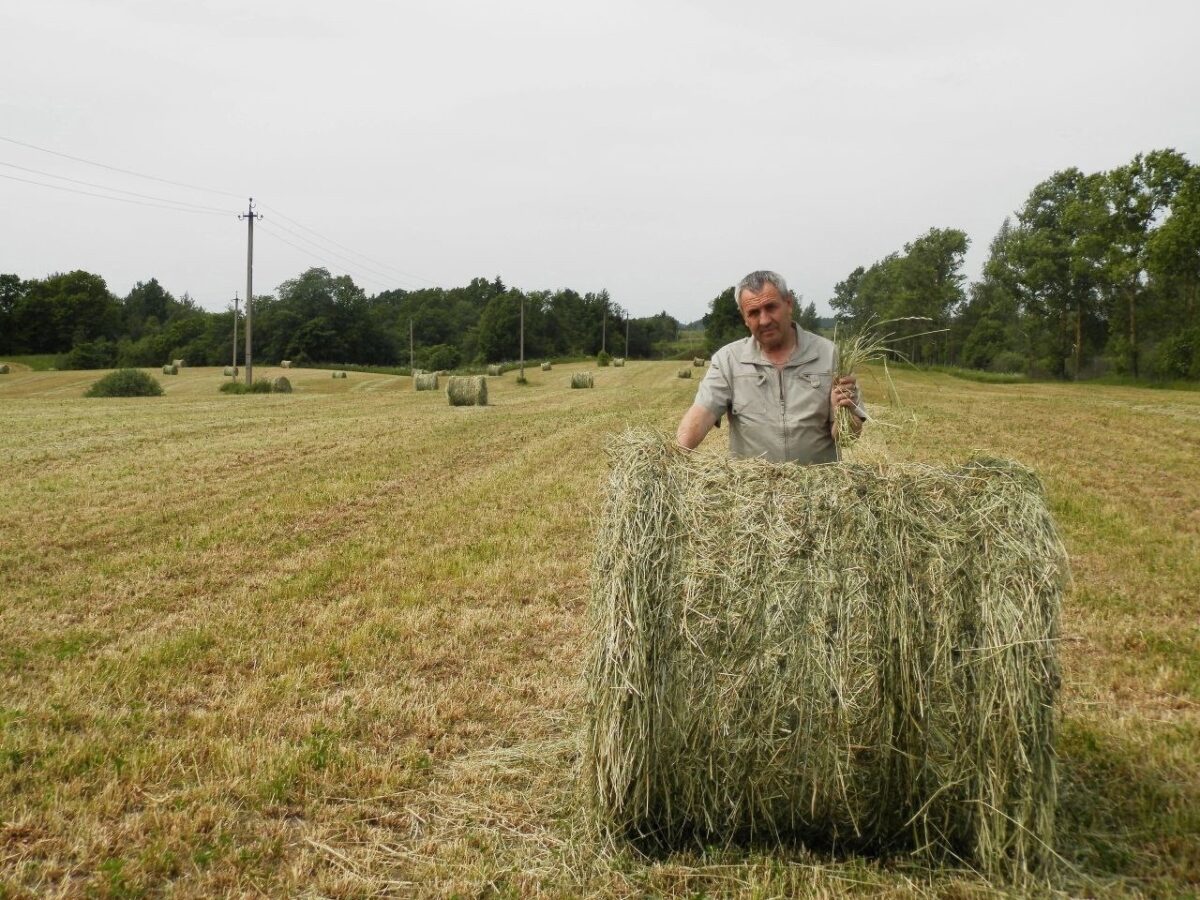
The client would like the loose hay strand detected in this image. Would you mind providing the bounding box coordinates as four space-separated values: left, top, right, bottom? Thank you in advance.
584 431 1067 884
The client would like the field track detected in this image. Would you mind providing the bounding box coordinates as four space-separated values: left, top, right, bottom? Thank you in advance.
1 363 1197 896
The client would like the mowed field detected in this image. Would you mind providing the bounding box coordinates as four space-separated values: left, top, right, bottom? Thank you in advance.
0 363 1197 897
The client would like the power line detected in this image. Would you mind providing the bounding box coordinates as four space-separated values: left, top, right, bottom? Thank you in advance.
259 204 439 287
0 160 236 213
259 216 413 288
0 133 245 199
0 171 232 217
256 222 394 293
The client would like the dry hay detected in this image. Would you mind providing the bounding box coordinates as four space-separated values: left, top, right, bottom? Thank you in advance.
585 431 1066 883
414 372 440 391
693 357 705 367
676 368 692 379
0 363 10 374
542 362 553 371
223 366 238 376
173 358 185 368
488 364 503 376
447 374 488 406
281 359 293 368
272 376 293 393
332 371 348 379
162 364 178 375
571 372 594 389
613 357 626 367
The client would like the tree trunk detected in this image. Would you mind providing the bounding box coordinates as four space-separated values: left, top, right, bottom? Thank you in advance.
1129 286 1138 378
1074 307 1083 380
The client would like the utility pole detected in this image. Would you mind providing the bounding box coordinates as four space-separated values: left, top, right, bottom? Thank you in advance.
409 318 414 371
519 294 525 380
601 305 607 354
231 293 239 372
625 315 630 358
239 199 259 385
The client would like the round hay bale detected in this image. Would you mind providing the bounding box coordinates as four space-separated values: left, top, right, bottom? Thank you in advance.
585 432 1067 882
0 364 10 374
223 366 238 377
281 360 293 368
676 368 692 378
693 357 705 367
613 357 625 367
571 372 594 389
173 358 185 369
332 371 347 379
272 376 292 393
414 373 439 391
487 364 503 377
162 364 178 375
446 374 488 406
541 362 552 372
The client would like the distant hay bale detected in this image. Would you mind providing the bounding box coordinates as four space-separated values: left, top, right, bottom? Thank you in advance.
447 375 487 406
281 360 293 368
414 373 439 391
693 356 705 367
173 358 185 369
585 432 1067 882
571 372 594 389
0 364 9 374
162 364 178 375
676 368 692 378
541 362 552 371
223 366 238 376
613 357 625 367
487 364 503 376
272 376 292 393
332 371 347 379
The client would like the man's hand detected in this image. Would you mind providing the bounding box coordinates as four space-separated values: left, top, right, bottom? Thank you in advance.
831 375 864 437
676 404 718 451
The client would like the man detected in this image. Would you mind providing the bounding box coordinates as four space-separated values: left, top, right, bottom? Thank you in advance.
676 270 863 464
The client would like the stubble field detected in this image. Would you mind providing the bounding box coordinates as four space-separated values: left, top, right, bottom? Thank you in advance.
0 362 1197 897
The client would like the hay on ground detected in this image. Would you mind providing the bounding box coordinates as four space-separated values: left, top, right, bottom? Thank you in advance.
676 368 692 379
162 364 178 375
281 359 293 368
613 357 625 367
487 364 503 376
585 431 1066 882
272 376 292 393
173 358 184 368
0 364 10 374
414 373 439 391
447 374 488 406
571 372 594 389
541 361 552 371
223 366 238 376
693 356 705 367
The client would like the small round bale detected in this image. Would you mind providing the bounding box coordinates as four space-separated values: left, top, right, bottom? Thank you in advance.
162 364 178 375
272 376 292 393
0 364 10 374
693 356 705 367
414 373 439 391
676 368 692 378
541 361 552 372
487 364 503 377
586 432 1068 882
332 371 347 379
281 360 293 368
571 372 594 389
447 374 488 406
223 366 238 377
613 357 625 367
173 358 185 369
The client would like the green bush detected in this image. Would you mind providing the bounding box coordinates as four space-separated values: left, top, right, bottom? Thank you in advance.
597 350 612 367
990 350 1027 375
85 368 164 398
219 380 274 394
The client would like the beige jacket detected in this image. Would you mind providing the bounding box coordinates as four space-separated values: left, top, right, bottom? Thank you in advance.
694 325 858 464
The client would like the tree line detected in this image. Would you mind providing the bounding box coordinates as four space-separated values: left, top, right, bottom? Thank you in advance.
0 269 683 370
701 148 1199 380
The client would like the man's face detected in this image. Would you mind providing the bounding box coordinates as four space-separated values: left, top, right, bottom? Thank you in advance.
739 283 794 352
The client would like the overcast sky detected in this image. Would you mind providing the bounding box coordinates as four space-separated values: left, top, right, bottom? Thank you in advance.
2 0 1198 321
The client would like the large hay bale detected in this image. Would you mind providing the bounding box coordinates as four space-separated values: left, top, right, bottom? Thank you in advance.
162 364 178 375
676 367 692 379
447 374 488 406
272 376 292 393
487 364 503 376
281 360 293 368
173 358 185 369
693 356 705 367
585 432 1066 881
541 362 552 372
571 372 594 389
223 366 238 377
414 373 439 391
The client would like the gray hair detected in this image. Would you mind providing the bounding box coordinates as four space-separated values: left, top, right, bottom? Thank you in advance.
734 270 791 307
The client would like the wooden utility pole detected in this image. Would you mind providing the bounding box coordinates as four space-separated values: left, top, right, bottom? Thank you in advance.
625 316 630 358
409 318 414 371
519 294 525 379
239 199 259 385
601 306 607 354
231 293 239 371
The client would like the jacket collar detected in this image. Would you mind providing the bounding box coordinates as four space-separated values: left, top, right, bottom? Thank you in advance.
734 323 819 367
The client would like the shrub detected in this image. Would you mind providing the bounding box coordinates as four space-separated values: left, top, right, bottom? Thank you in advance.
85 368 164 398
990 350 1027 375
597 351 612 367
220 380 274 394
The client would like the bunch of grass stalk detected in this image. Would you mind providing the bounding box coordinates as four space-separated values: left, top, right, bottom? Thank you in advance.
585 431 1067 883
